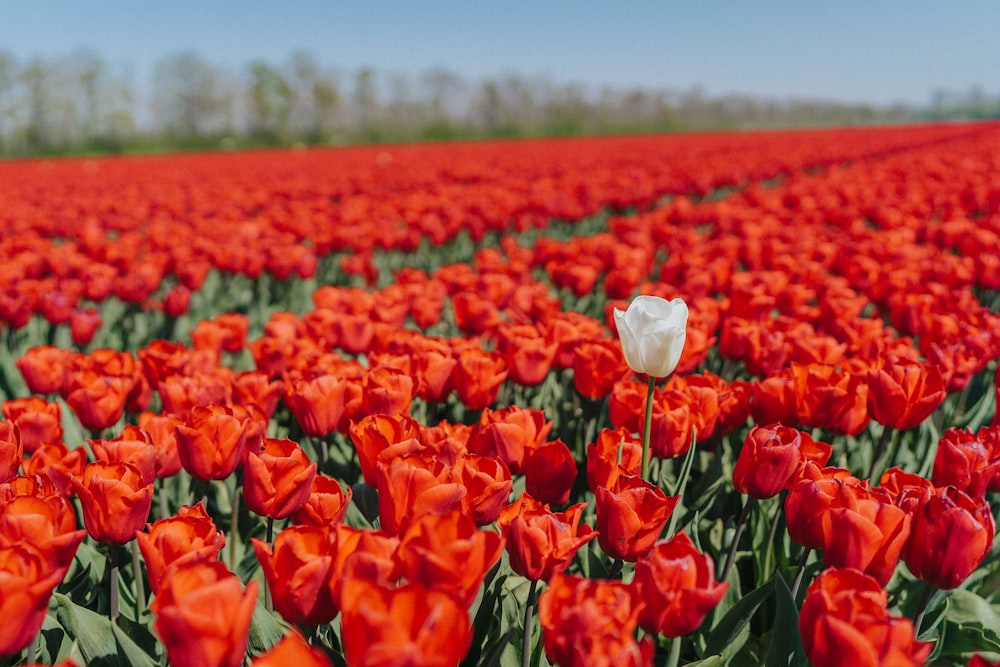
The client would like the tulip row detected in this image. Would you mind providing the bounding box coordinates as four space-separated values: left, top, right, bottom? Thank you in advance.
1 123 1000 666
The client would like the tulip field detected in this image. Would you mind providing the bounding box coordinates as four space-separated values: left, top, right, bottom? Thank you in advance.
2 121 1000 667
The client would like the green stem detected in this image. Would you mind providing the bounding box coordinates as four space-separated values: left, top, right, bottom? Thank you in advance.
522 578 538 667
158 476 169 520
109 546 120 624
666 634 682 667
229 484 241 573
264 515 275 613
28 632 39 664
665 427 698 539
130 539 146 618
867 424 895 482
790 548 812 599
720 498 755 582
762 496 782 580
641 375 656 481
913 581 935 636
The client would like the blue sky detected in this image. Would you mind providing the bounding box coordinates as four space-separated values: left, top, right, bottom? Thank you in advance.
2 1 998 106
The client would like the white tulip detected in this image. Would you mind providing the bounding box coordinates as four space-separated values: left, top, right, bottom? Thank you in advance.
613 295 688 378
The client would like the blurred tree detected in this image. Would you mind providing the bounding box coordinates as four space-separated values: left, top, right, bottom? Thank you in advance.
247 60 293 142
153 52 234 140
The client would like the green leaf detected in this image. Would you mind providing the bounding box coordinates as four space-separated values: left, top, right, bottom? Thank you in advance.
701 575 775 659
37 612 73 665
764 573 807 667
936 589 1000 657
686 656 725 667
247 601 287 657
111 621 159 667
53 592 123 666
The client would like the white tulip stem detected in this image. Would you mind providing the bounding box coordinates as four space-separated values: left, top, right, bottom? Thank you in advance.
641 375 657 481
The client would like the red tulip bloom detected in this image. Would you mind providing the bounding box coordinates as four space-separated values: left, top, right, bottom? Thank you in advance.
0 422 21 483
586 427 643 492
2 396 62 455
799 567 931 667
251 632 331 667
595 475 678 562
151 560 258 667
453 348 507 410
0 542 68 657
396 509 504 608
733 423 831 499
785 464 867 551
291 474 352 527
252 525 340 626
174 404 248 481
867 359 946 431
0 495 86 572
931 427 1000 498
71 461 154 545
340 578 472 667
15 345 70 395
497 493 596 582
791 362 870 437
819 484 911 586
88 432 157 485
468 405 552 475
375 454 466 535
538 572 654 667
283 374 347 438
902 486 995 590
524 439 577 507
632 531 728 637
572 339 629 399
243 437 317 520
350 412 424 487
135 503 226 594
451 454 513 526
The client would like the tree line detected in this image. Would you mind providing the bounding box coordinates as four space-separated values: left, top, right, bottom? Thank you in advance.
0 48 997 157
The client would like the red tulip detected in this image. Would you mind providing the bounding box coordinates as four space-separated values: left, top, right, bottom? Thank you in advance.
632 531 728 637
251 632 331 667
867 359 946 431
252 525 340 626
283 374 347 438
538 572 653 667
733 423 831 499
0 542 69 657
243 437 317 520
497 493 596 581
595 475 678 562
135 503 225 594
71 461 153 545
174 404 248 481
524 439 577 507
902 486 995 590
340 578 472 667
151 560 258 667
291 474 352 527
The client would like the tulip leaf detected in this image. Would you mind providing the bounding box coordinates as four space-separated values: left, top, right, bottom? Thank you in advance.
247 602 287 657
53 592 127 666
935 589 1000 658
700 576 775 659
37 612 73 664
111 621 159 667
686 657 724 667
764 573 807 667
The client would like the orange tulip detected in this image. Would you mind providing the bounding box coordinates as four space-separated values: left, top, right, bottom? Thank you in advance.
395 509 504 607
340 578 472 667
1 396 62 455
151 560 258 667
71 461 154 545
497 493 596 581
595 475 678 562
468 405 551 475
243 437 317 520
252 525 340 626
0 542 69 657
135 502 225 594
291 474 352 527
538 572 653 667
251 632 331 667
451 454 512 526
174 404 248 481
283 373 348 438
375 454 466 535
0 422 21 483
632 531 728 637
867 359 946 431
